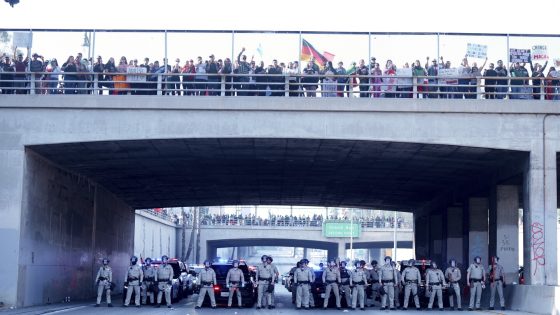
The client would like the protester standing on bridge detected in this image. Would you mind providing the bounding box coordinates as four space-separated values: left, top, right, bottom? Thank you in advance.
322 259 342 309
379 256 398 310
339 261 352 308
94 258 113 307
226 260 245 308
350 260 368 310
401 259 421 310
495 60 509 99
445 258 462 311
488 256 506 310
266 256 279 308
255 255 275 309
196 260 217 309
294 258 313 310
467 256 486 311
156 255 174 308
426 261 446 311
124 255 143 307
141 257 157 305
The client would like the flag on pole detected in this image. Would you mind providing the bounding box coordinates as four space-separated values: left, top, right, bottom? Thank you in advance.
323 51 335 62
301 38 328 68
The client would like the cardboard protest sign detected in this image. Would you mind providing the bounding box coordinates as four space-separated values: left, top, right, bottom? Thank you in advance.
126 67 148 82
531 45 548 61
396 68 412 86
509 48 530 63
467 43 487 59
13 32 32 48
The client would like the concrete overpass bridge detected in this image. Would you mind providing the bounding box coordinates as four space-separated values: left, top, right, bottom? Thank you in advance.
1 95 559 314
199 225 413 260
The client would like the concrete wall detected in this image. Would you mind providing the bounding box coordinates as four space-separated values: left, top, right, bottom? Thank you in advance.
16 151 134 307
134 211 178 260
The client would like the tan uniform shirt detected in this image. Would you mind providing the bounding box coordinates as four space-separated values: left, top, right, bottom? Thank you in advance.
256 264 275 282
467 263 485 280
379 264 397 282
143 266 157 281
488 263 504 281
294 267 313 283
402 266 421 282
322 267 341 282
96 266 112 282
125 264 144 284
157 264 173 282
350 268 368 285
369 267 380 282
445 267 462 282
226 267 245 283
426 268 446 285
199 268 217 286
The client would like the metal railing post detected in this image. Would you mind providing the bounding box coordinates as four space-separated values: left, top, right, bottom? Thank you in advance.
221 75 225 96
284 76 289 97
477 77 482 99
157 74 162 96
413 79 418 99
93 73 99 95
30 74 35 95
540 80 545 100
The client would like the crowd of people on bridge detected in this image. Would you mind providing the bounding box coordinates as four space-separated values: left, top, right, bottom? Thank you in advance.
198 213 410 229
1 47 559 99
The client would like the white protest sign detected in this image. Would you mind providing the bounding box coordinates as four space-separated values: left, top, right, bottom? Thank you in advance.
396 68 412 86
466 43 487 59
126 67 147 82
531 45 548 61
438 68 458 85
13 32 33 48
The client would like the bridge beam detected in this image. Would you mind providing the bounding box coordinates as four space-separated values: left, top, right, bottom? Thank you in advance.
468 197 489 269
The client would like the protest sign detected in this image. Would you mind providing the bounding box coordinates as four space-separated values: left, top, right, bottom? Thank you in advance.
466 43 487 59
531 45 548 61
438 68 458 85
126 67 147 82
509 48 530 63
396 68 412 86
13 32 32 48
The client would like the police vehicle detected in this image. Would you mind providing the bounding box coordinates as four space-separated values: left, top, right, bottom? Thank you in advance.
198 260 257 307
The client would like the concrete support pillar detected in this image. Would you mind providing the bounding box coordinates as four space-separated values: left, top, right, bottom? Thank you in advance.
303 248 308 258
489 185 519 283
446 207 464 265
414 215 429 259
468 197 489 268
429 213 444 265
337 242 346 260
523 149 557 285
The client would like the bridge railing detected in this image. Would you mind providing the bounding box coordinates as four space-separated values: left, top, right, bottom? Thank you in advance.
1 71 558 100
199 217 412 230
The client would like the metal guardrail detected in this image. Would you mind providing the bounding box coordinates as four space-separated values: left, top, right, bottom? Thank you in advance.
199 217 412 230
0 72 558 100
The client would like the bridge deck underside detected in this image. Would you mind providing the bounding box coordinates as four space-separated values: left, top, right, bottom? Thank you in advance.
29 138 527 210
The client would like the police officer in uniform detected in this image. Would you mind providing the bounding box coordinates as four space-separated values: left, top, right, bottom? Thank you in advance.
141 257 157 305
466 256 486 311
445 258 462 311
94 258 112 307
294 258 314 309
256 255 275 309
488 256 506 310
368 260 380 307
322 259 341 309
426 261 446 310
267 256 279 309
124 255 143 307
339 261 352 308
226 260 245 308
350 260 368 310
289 261 301 304
401 259 421 310
196 260 217 309
156 255 174 308
379 256 398 310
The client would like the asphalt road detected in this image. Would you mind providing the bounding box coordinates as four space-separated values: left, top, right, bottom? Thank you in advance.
0 284 529 315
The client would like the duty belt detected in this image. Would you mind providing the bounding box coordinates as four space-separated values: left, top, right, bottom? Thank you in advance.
354 281 365 285
470 278 482 282
258 277 272 282
230 281 240 285
326 280 337 284
297 281 310 284
381 280 394 284
98 277 107 281
429 282 442 285
127 277 139 281
145 277 155 282
449 281 459 284
491 277 504 283
158 278 170 282
405 280 418 284
202 281 213 286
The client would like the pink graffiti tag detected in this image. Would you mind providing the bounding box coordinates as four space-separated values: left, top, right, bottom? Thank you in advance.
531 222 545 275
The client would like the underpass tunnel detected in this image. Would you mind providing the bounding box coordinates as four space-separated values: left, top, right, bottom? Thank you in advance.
18 137 537 307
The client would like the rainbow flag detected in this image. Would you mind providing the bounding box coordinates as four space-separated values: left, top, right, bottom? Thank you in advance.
301 39 328 68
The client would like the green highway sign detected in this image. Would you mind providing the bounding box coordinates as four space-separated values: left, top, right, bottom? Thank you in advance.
322 221 361 238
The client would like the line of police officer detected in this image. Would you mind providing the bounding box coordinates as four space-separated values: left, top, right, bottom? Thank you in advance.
289 255 506 311
94 255 174 308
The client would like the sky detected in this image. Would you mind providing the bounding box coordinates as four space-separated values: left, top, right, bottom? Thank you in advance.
1 0 559 67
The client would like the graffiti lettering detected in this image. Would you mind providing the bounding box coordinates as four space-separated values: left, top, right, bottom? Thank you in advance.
531 222 545 275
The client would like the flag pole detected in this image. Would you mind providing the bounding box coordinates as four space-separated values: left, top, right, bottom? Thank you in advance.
298 31 302 73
